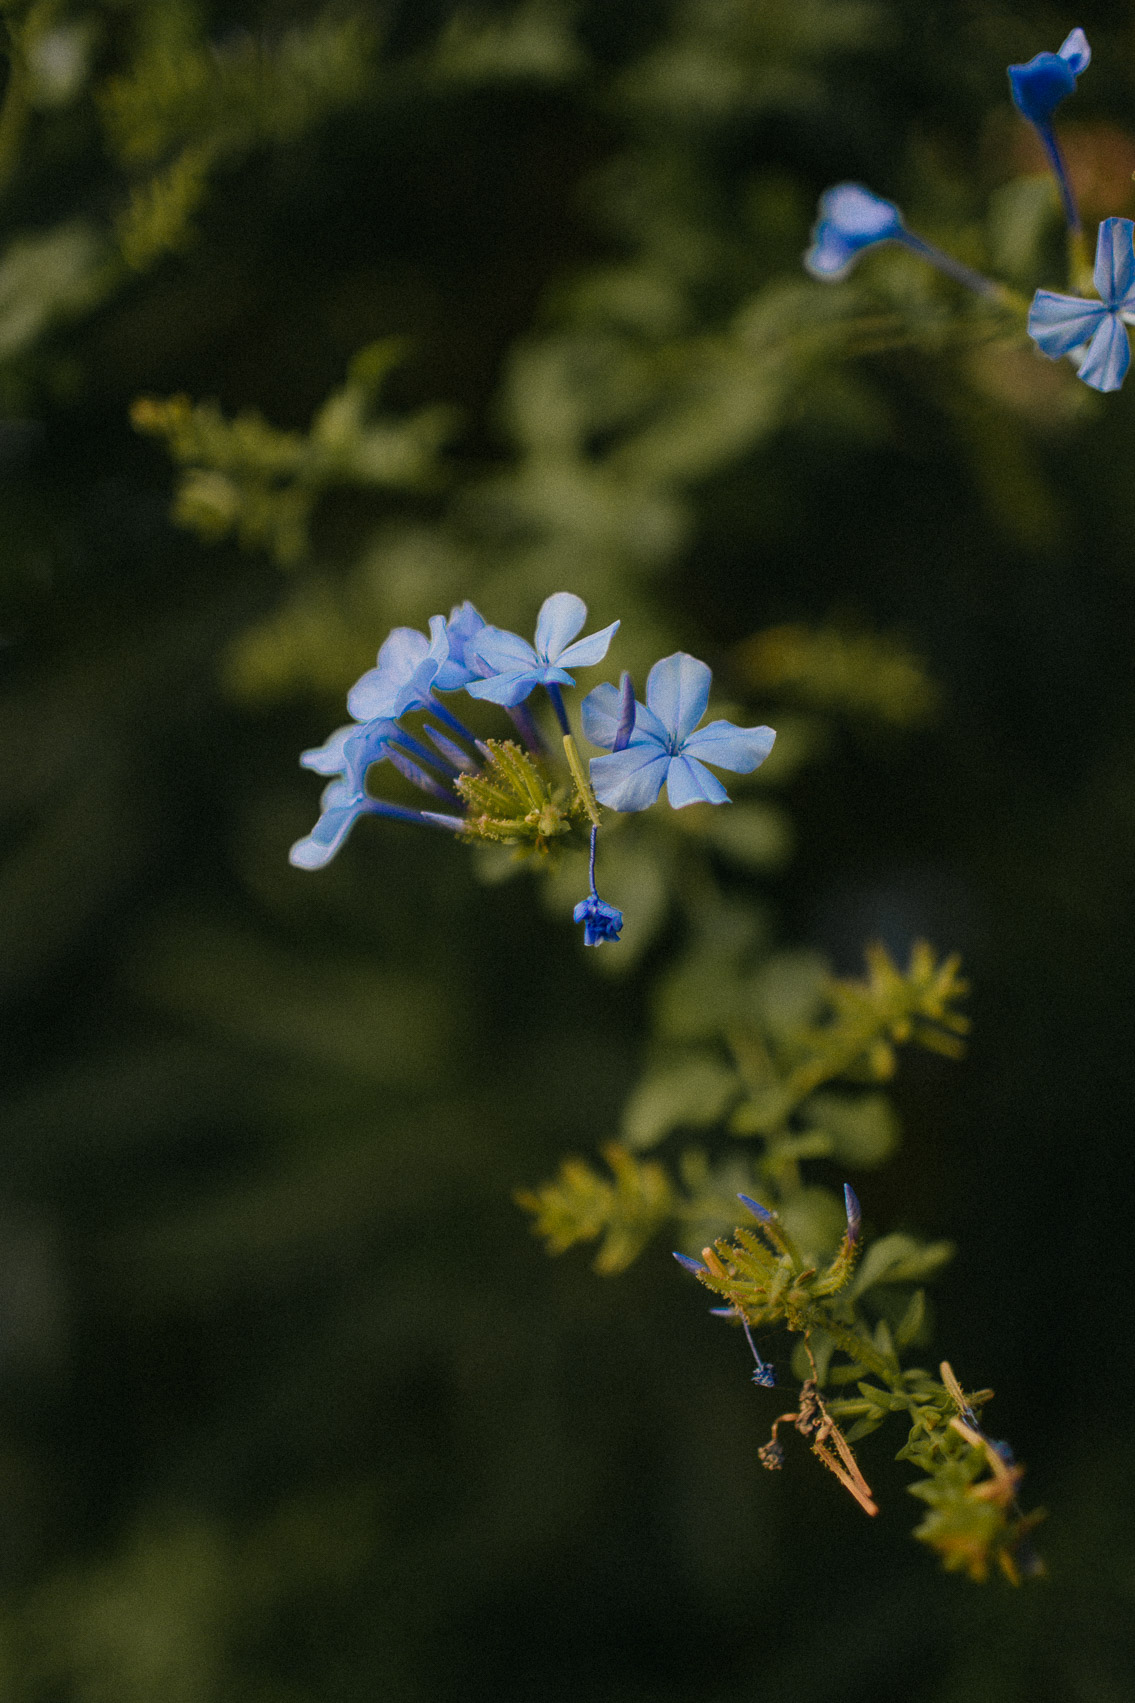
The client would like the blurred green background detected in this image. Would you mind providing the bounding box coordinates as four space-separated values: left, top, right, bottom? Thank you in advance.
2 0 1135 1697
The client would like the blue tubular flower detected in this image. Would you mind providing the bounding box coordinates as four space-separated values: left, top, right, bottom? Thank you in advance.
805 183 1005 299
584 653 775 812
290 716 464 870
1008 29 1091 233
465 592 620 709
1028 216 1135 391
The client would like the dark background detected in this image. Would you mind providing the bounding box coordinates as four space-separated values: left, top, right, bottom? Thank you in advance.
0 0 1133 1697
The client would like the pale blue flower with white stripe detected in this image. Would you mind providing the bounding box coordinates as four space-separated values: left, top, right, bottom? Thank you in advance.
584 653 775 812
1028 216 1135 392
465 593 619 711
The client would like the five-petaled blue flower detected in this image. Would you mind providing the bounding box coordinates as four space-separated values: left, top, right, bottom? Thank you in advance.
1028 216 1135 392
804 184 905 281
583 653 775 811
1008 27 1090 125
465 592 619 707
346 601 487 722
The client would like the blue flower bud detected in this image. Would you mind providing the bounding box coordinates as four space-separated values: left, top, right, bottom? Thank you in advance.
1008 28 1090 125
573 893 623 947
673 1251 707 1276
738 1192 775 1223
844 1183 862 1245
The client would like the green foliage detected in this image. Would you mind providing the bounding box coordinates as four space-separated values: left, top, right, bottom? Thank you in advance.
514 1143 676 1274
687 1215 1041 1580
735 622 940 726
131 346 454 565
100 12 376 167
521 941 967 1269
0 0 1124 1690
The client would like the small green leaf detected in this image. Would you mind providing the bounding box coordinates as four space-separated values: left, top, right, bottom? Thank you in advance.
851 1232 955 1298
804 1090 899 1166
622 1052 739 1150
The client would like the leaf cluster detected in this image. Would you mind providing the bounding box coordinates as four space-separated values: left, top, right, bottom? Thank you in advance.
131 346 455 565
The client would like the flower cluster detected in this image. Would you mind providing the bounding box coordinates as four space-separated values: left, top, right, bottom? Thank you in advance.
291 592 776 946
804 27 1135 396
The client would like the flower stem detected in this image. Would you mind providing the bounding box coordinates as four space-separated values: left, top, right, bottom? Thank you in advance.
546 683 571 737
563 734 601 827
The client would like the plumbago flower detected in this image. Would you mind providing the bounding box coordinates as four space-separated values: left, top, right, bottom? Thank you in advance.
466 592 619 727
804 28 1135 398
805 183 1004 300
583 653 775 811
290 591 631 946
1008 27 1090 232
1028 216 1135 393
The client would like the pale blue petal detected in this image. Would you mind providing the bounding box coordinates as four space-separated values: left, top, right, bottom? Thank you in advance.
464 667 542 705
804 184 903 280
1076 310 1131 391
466 664 573 706
289 800 364 869
557 619 620 671
630 698 671 745
681 720 777 773
581 682 622 749
1059 27 1090 73
346 625 430 719
534 592 587 662
1095 217 1135 309
645 652 712 743
818 184 903 242
1027 290 1108 357
804 228 858 280
434 601 486 689
590 744 670 812
301 725 354 775
664 755 730 808
470 626 539 676
342 719 399 785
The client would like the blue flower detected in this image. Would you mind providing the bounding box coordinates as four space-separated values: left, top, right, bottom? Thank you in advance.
804 183 906 280
573 893 623 946
465 592 620 708
1028 216 1135 391
347 618 450 721
583 653 775 812
433 600 487 691
805 183 1005 299
289 716 464 870
1008 27 1090 125
346 602 488 721
1008 29 1090 231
